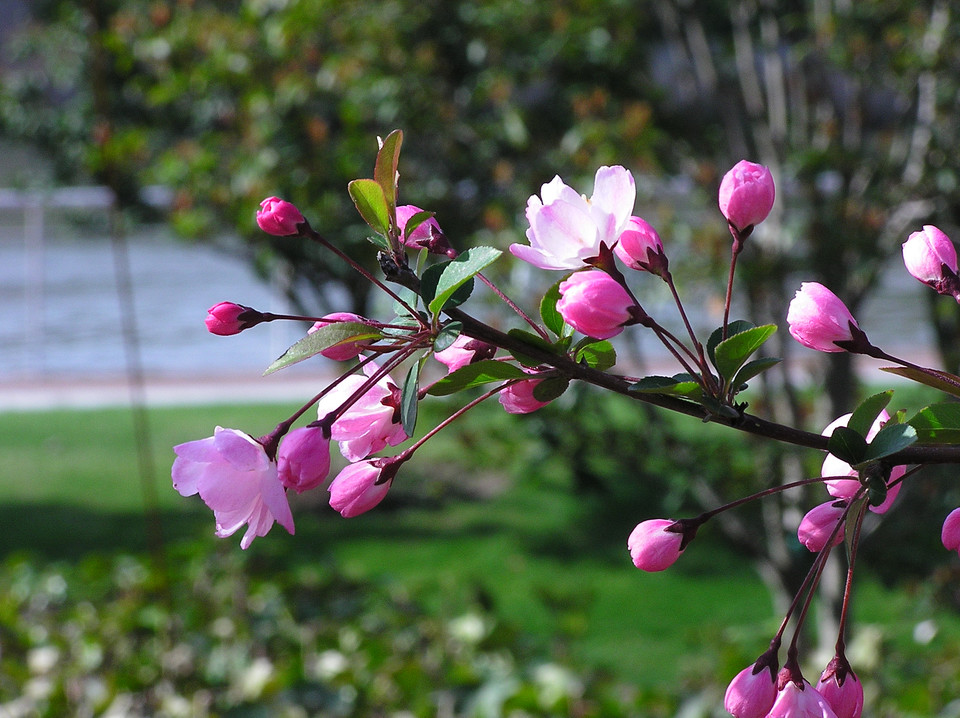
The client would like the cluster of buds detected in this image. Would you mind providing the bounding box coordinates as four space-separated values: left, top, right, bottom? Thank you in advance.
172 132 960 714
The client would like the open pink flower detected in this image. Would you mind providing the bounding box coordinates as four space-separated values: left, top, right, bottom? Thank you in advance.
821 411 904 514
256 196 304 236
172 427 294 549
315 362 407 461
786 282 860 352
724 663 778 718
277 426 331 493
556 270 634 339
902 225 958 288
328 460 392 517
510 166 636 270
798 501 846 553
627 519 684 572
308 312 372 361
718 160 775 232
768 679 838 718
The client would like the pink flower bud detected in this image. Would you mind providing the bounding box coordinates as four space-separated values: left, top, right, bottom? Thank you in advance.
941 507 960 553
498 377 551 415
308 312 372 361
718 160 776 232
798 501 846 553
627 519 684 572
902 225 959 288
256 196 305 236
614 216 666 274
768 679 838 718
277 427 331 493
328 460 392 517
396 204 449 254
724 663 778 718
205 302 263 336
786 282 860 353
817 658 864 718
556 270 634 339
434 334 497 373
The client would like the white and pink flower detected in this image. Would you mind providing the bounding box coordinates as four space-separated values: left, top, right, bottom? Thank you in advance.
172 427 294 549
510 166 636 270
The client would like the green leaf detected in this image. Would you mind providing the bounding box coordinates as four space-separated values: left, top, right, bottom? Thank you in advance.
880 365 960 399
400 359 420 437
428 246 502 315
730 356 781 392
540 280 566 338
574 340 617 371
427 359 528 396
532 376 569 402
707 320 754 369
403 210 435 241
374 129 403 216
434 322 462 352
420 261 474 311
348 178 390 240
907 402 960 443
848 391 893 437
629 375 703 399
264 322 380 375
826 426 867 465
507 328 560 367
863 423 917 461
714 324 776 383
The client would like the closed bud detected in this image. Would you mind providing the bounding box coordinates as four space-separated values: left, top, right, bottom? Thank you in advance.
556 270 634 339
941 507 960 554
724 662 778 718
902 225 959 295
718 160 775 233
328 460 393 517
798 501 846 553
205 302 263 336
309 312 372 361
256 196 305 236
277 426 331 493
614 215 666 275
786 283 860 353
627 519 684 572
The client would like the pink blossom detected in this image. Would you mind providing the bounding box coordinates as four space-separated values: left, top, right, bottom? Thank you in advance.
328 460 392 517
256 196 305 236
396 204 446 251
277 426 331 493
798 501 846 553
434 334 496 373
314 362 407 461
614 215 666 274
941 507 960 553
627 519 684 572
786 282 859 353
718 160 776 232
172 427 294 549
510 166 636 270
498 376 551 415
724 663 777 718
205 302 263 336
556 270 634 339
902 225 958 287
821 411 904 514
308 312 372 361
817 660 864 718
768 679 838 718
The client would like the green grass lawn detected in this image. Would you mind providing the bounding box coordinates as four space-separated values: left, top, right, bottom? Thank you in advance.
4 399 960 706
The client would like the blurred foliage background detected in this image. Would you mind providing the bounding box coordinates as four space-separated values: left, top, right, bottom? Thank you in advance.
6 0 960 715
